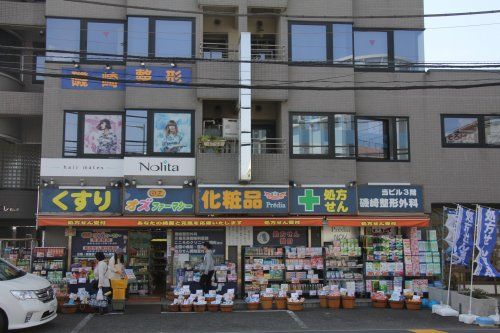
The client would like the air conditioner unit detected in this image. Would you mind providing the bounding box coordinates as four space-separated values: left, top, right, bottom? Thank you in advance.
222 118 239 139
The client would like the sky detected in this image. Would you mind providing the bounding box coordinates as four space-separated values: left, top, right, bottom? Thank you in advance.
424 0 500 63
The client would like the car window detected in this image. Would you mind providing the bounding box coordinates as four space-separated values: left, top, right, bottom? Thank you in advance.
0 259 26 281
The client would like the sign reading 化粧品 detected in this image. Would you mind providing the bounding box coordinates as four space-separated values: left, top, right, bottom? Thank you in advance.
290 187 356 215
124 188 195 215
198 187 289 214
357 185 424 213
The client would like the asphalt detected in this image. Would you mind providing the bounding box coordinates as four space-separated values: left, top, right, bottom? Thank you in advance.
15 306 499 333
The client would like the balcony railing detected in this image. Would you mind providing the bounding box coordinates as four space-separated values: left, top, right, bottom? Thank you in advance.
251 44 285 61
200 42 285 61
198 138 287 154
200 42 235 59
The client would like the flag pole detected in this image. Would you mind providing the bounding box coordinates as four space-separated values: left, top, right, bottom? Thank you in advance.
445 205 458 306
467 204 480 315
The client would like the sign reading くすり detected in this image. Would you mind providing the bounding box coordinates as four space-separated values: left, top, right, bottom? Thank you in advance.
40 188 121 214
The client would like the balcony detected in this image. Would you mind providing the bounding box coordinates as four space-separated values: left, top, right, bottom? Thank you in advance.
0 1 45 27
0 91 43 116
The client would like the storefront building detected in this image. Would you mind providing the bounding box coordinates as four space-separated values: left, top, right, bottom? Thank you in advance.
1 0 497 297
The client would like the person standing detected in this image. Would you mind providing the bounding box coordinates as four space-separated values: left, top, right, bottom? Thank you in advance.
107 248 125 280
200 242 215 294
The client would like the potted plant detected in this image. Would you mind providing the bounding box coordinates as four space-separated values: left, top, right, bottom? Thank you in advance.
199 135 226 147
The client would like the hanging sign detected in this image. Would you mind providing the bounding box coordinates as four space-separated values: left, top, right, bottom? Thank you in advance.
39 188 121 214
253 227 308 247
61 67 125 90
357 185 424 213
198 187 289 214
327 216 429 227
290 187 357 215
124 188 194 215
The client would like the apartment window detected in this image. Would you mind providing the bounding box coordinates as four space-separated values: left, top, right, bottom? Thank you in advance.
334 114 355 157
63 111 124 158
127 17 149 56
86 22 124 61
291 114 329 155
354 31 388 67
125 109 195 156
46 18 80 62
290 24 327 61
126 17 195 58
356 117 410 161
333 24 353 63
394 30 424 71
441 114 500 147
289 22 353 63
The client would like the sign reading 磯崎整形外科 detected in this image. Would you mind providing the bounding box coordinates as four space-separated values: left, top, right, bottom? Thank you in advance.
61 67 125 90
198 187 289 214
290 187 356 215
124 188 194 215
72 230 128 259
357 185 424 213
39 188 121 214
125 66 192 88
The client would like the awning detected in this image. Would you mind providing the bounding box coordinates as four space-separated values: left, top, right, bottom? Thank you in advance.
37 216 324 228
328 216 429 228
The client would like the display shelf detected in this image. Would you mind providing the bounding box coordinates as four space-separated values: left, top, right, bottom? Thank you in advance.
242 246 285 296
31 247 67 284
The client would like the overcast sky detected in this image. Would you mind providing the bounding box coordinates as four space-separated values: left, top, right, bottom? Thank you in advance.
425 0 500 63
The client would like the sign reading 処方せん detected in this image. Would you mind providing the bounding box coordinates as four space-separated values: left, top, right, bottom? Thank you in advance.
290 187 357 215
124 188 195 215
357 185 424 213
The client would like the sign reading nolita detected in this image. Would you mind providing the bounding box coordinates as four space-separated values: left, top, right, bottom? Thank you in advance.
61 67 125 90
40 188 122 214
123 157 195 176
198 187 289 214
357 185 424 213
125 66 192 88
290 187 357 215
124 188 194 215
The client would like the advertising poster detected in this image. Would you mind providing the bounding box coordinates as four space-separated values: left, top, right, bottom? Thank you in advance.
152 112 192 154
173 229 225 258
83 114 122 155
72 229 128 259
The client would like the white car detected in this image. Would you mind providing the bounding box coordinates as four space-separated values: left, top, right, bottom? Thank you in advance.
0 258 57 332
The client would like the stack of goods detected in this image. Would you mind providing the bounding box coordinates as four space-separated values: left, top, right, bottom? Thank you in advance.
127 232 151 295
31 247 66 283
2 246 32 271
285 247 324 297
325 239 364 294
244 247 284 294
404 279 429 295
287 293 305 311
245 293 260 310
364 235 404 296
404 228 441 277
215 262 237 283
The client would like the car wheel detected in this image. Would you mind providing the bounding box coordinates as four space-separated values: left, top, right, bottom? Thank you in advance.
0 310 6 333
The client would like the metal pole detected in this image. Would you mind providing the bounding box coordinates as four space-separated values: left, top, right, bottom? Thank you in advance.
468 205 479 315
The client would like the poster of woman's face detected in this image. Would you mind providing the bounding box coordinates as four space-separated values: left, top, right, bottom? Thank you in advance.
83 114 122 155
153 112 192 154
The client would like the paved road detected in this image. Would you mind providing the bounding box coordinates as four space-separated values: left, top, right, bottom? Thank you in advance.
16 306 498 333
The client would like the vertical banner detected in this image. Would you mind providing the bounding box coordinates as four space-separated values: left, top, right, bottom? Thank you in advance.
452 206 476 267
443 207 458 249
473 206 500 277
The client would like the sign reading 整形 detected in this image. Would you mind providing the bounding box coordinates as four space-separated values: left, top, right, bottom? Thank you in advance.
290 187 356 215
124 188 194 215
40 188 121 214
126 66 192 88
357 185 423 213
198 187 288 214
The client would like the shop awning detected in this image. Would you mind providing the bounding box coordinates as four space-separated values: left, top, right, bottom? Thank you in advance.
327 216 429 228
37 216 324 228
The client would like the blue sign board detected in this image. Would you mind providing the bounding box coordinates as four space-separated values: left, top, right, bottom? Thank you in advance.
290 187 357 215
125 66 192 88
357 185 424 213
198 187 289 214
124 188 194 215
61 67 125 90
72 229 128 259
40 188 122 214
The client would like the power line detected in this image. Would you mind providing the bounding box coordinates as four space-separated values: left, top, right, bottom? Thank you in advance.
4 65 500 91
63 0 500 20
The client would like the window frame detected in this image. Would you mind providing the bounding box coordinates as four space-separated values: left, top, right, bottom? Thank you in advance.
355 117 391 161
441 114 500 148
124 109 196 157
126 15 196 59
288 21 354 66
32 42 45 84
46 16 126 64
289 112 356 160
62 110 125 159
352 28 424 72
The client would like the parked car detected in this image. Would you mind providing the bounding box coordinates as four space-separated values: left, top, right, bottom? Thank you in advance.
0 258 57 332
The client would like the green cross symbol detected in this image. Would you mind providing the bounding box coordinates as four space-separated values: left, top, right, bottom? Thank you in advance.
298 189 320 212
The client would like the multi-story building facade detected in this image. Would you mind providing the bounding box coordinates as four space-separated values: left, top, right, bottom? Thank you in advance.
1 0 499 295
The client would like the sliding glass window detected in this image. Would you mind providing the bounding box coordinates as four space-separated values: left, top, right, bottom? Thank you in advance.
290 24 327 61
334 114 355 157
46 18 80 62
292 115 329 155
86 22 124 61
356 118 389 159
354 31 388 67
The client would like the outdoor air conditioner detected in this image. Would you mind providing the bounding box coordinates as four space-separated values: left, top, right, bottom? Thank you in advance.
222 118 239 139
